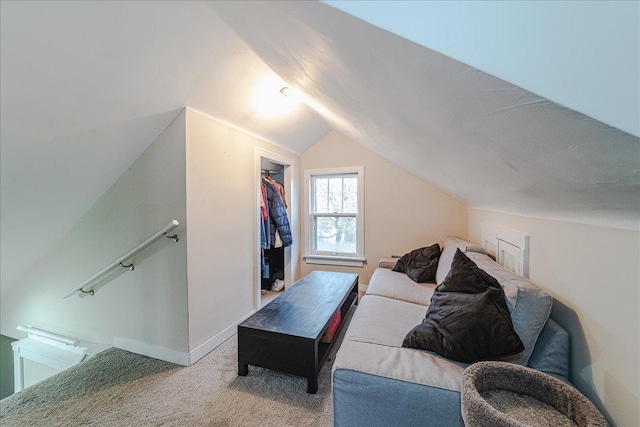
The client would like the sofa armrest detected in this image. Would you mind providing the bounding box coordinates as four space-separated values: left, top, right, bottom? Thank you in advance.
378 257 398 269
527 318 569 380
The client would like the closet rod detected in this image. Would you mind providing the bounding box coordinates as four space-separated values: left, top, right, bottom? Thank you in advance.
261 169 282 176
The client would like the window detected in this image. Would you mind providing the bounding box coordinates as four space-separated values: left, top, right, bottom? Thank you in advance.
304 167 365 266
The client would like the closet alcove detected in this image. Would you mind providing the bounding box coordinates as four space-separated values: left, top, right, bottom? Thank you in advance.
260 158 288 293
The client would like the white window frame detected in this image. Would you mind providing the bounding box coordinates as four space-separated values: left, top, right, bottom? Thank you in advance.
304 167 365 267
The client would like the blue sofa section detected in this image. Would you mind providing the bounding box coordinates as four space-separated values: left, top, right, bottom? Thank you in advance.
332 237 569 427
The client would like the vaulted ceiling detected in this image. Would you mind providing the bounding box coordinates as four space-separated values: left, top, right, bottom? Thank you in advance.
1 1 638 294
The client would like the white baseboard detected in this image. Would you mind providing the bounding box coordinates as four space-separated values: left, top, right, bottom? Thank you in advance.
188 310 256 365
113 336 190 366
113 310 257 367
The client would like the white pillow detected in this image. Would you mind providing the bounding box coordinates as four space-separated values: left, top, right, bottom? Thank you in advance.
435 236 485 285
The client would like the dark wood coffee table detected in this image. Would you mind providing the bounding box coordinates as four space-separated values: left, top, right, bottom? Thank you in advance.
237 270 358 393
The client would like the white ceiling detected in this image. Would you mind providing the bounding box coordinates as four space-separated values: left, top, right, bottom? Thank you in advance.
211 1 639 227
1 1 638 294
0 1 330 293
325 1 640 138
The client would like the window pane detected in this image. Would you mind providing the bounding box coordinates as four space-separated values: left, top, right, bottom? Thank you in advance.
343 177 358 213
314 216 357 254
328 178 343 212
314 178 328 213
313 174 358 214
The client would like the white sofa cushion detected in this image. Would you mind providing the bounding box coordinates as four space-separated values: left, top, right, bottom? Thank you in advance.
465 251 553 366
435 236 485 285
366 268 435 306
345 294 427 347
336 294 468 392
333 340 467 392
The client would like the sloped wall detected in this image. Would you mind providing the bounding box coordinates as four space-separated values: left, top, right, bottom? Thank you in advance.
0 110 189 360
468 209 639 427
184 109 300 354
300 131 468 285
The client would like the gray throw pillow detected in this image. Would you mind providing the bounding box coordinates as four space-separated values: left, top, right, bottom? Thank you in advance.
403 249 524 363
393 244 441 283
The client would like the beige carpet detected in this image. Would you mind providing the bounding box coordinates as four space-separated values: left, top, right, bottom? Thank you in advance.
0 311 351 427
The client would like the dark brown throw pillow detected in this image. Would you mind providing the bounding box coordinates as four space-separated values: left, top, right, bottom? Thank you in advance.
392 243 441 283
402 248 524 363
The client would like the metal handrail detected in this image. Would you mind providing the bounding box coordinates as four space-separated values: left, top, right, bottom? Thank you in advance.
62 220 180 298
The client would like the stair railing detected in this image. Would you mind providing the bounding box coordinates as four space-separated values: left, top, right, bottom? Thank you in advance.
62 220 180 298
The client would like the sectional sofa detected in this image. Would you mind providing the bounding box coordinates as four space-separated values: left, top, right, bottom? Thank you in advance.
332 237 569 426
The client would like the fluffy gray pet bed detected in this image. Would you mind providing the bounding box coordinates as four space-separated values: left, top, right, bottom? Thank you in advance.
461 361 609 427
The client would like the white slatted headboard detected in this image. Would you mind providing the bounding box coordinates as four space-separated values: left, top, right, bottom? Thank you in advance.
481 223 530 278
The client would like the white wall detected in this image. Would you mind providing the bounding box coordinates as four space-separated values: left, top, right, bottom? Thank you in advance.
184 109 300 354
468 209 639 427
23 360 61 389
300 131 468 285
0 111 189 359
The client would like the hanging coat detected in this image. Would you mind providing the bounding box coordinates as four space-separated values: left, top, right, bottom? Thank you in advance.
262 178 293 247
265 176 287 208
260 184 270 249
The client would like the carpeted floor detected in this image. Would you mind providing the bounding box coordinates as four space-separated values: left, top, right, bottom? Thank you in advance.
0 309 351 427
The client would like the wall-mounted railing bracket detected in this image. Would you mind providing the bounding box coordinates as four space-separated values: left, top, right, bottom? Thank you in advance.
119 262 135 271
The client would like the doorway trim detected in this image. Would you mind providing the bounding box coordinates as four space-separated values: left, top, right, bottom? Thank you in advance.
254 148 296 310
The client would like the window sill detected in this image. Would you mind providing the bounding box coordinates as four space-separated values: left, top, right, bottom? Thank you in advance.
303 254 366 267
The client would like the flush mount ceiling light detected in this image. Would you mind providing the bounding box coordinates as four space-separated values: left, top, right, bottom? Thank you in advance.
280 86 298 98
252 77 302 118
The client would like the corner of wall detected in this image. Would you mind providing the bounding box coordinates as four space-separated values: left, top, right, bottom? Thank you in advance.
0 110 190 362
300 131 469 285
183 110 300 355
467 209 640 426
